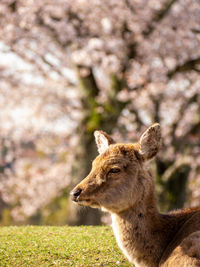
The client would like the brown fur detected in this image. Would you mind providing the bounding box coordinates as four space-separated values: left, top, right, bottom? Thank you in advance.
71 124 200 267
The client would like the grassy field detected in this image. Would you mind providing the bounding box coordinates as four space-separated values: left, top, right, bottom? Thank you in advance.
0 226 131 266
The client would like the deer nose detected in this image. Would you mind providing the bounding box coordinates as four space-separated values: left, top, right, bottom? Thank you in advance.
70 188 82 201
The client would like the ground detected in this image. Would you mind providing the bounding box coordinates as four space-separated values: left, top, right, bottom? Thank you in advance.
0 225 130 266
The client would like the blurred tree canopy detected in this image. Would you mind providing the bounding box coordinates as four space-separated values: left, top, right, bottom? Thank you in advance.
0 0 199 225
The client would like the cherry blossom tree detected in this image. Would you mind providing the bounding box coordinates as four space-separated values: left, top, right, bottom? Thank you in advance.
0 0 199 225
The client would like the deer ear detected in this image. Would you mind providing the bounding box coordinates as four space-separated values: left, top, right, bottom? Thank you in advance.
94 130 115 154
138 123 161 160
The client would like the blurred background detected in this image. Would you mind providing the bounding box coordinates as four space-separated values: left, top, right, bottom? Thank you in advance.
0 0 199 226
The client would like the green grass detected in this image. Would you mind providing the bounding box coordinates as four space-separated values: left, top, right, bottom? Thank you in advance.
0 226 131 266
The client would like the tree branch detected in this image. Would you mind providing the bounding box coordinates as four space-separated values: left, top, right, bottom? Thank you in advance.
120 21 137 79
168 57 200 78
162 156 192 182
76 66 99 99
125 0 135 13
149 93 164 123
143 0 178 37
171 92 199 147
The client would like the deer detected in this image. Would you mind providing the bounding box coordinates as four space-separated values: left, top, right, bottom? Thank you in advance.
70 123 200 267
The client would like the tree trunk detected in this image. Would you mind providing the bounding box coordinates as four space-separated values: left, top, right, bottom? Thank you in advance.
68 67 127 225
156 157 192 212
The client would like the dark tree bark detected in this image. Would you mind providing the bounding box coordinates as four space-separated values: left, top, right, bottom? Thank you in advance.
68 67 128 225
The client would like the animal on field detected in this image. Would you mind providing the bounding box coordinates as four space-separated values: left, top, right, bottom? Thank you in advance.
70 123 200 267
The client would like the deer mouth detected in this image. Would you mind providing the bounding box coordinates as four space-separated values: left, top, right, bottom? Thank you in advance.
76 198 100 209
70 188 100 208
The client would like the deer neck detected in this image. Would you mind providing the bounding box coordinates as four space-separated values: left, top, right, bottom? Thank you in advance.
111 192 169 267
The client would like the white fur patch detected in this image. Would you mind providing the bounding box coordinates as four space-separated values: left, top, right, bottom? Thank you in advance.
111 214 134 264
94 131 110 154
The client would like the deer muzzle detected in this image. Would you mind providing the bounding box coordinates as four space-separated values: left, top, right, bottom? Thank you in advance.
70 188 82 202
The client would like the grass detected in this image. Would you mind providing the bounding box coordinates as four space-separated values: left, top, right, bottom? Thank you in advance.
0 226 131 266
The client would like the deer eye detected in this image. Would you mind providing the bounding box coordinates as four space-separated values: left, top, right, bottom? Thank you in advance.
108 168 121 174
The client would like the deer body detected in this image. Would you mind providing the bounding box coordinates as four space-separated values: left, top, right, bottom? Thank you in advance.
71 124 200 266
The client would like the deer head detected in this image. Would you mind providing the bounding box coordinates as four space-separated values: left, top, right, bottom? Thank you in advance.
70 123 161 213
